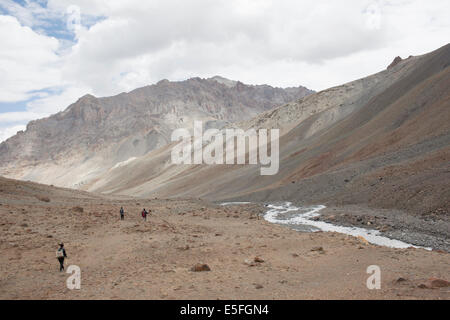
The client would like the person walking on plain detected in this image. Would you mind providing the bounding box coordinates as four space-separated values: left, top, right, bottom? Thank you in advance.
120 206 125 220
141 208 148 221
56 243 67 272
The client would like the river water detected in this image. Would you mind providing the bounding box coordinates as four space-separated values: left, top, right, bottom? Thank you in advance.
222 201 430 250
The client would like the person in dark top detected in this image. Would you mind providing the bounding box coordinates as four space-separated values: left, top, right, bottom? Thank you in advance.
142 208 148 221
120 207 125 220
56 243 67 271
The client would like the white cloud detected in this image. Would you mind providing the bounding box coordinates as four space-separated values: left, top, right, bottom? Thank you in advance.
0 0 449 143
51 0 450 94
0 15 61 102
0 124 26 143
0 111 44 123
26 85 91 114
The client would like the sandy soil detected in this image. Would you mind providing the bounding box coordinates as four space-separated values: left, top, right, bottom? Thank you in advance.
0 179 448 300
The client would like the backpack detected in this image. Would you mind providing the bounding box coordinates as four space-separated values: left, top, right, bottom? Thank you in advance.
56 248 64 258
142 211 146 217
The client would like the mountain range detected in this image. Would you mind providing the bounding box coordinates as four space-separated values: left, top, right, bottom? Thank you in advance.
1 44 449 217
0 76 313 188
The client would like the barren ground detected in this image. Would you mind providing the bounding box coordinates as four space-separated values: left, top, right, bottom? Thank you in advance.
0 178 448 300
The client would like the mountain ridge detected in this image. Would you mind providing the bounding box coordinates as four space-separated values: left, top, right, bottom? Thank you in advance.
0 76 313 186
81 44 450 219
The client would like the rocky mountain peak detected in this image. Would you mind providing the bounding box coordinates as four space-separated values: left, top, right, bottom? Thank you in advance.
0 77 314 185
208 76 238 88
387 56 403 69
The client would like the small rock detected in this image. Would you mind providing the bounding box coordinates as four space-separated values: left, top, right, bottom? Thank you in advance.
254 257 265 263
395 277 408 283
72 206 84 213
311 246 324 253
191 264 211 272
357 236 369 245
418 278 450 289
244 259 256 267
36 196 50 203
429 278 450 288
255 284 263 289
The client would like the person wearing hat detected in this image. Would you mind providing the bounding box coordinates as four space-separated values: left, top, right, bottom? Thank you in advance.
56 243 68 271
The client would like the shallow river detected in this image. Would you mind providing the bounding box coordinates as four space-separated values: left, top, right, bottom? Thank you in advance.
222 201 430 250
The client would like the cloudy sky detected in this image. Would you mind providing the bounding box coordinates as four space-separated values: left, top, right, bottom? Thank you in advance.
0 0 449 142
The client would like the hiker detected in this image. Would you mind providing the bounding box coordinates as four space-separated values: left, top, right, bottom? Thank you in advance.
56 243 67 272
120 206 125 220
141 208 148 221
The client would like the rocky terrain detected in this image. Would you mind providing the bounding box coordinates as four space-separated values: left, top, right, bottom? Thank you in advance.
57 44 449 251
0 44 448 299
1 45 448 224
0 76 313 188
92 46 449 213
0 177 448 300
317 206 449 252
